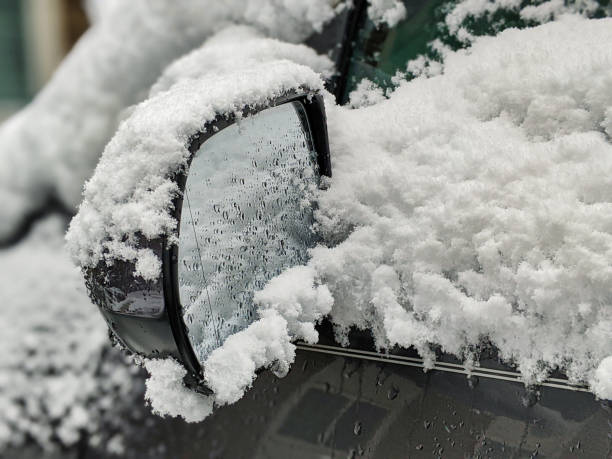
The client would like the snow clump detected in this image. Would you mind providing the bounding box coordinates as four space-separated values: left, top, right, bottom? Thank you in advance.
591 357 612 400
368 0 407 27
204 266 333 405
144 359 213 422
302 15 612 396
348 78 388 109
144 266 332 421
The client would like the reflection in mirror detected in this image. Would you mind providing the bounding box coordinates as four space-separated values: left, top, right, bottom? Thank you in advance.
87 240 166 318
178 102 320 365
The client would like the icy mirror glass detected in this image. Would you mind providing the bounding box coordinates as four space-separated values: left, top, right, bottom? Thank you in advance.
178 102 320 365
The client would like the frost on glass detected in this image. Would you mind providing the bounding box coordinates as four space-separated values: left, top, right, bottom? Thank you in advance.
178 102 320 365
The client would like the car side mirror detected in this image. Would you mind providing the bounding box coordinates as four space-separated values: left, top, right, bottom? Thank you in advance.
83 92 331 392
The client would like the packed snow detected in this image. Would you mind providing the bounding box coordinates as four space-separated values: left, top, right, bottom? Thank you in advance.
0 217 135 450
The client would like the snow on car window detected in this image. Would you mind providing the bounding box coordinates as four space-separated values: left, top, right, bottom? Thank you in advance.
304 15 612 398
345 0 611 99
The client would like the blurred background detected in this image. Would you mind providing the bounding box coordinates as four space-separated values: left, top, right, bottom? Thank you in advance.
0 0 88 121
0 3 141 456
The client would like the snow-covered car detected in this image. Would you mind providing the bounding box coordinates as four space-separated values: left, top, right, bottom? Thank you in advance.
3 0 611 457
63 1 612 456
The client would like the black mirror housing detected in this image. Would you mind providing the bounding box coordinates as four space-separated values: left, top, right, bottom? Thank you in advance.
84 92 331 390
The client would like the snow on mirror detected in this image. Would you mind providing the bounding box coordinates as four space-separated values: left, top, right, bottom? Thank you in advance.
178 102 320 366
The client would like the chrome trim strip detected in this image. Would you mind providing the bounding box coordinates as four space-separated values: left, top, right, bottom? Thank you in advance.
295 343 591 393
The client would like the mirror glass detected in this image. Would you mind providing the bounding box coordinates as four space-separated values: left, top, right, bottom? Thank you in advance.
178 101 320 365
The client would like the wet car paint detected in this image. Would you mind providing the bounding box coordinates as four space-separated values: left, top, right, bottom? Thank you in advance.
67 350 610 459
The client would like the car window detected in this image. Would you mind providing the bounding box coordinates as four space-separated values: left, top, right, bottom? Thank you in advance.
341 0 611 103
341 0 447 102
